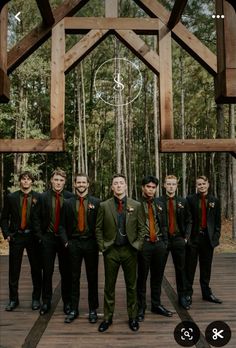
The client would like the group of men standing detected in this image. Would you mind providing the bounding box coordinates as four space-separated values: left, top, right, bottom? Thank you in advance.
0 169 222 333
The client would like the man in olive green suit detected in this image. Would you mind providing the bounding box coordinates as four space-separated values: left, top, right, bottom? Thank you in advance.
96 174 145 332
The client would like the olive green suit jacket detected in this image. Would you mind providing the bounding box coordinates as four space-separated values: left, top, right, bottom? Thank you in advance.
96 197 145 252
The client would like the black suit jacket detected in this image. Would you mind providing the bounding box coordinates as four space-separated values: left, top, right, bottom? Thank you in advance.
59 195 100 245
0 190 40 239
33 189 74 240
186 193 221 248
158 195 192 239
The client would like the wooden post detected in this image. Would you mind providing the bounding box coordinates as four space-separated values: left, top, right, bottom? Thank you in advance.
215 0 236 103
0 4 10 102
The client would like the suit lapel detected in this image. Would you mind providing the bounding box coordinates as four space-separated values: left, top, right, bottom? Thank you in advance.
16 191 21 220
109 198 118 225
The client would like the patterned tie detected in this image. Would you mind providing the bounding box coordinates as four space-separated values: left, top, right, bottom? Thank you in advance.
201 194 207 229
168 197 175 235
78 197 85 232
54 192 61 233
147 200 156 242
118 199 123 213
20 194 28 230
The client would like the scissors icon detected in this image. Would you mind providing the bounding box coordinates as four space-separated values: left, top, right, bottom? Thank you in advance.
212 328 224 340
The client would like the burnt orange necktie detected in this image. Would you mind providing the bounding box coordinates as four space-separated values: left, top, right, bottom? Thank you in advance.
54 192 61 233
78 197 85 232
20 194 28 230
201 194 207 229
118 199 123 213
147 200 156 242
169 197 175 235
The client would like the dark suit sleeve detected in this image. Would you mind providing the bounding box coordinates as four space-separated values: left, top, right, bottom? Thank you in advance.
58 200 69 245
31 194 44 240
212 198 221 247
95 204 105 252
0 194 11 239
137 204 146 249
184 199 192 239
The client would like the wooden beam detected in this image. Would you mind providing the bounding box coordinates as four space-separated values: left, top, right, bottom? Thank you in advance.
215 0 236 103
0 4 9 102
114 30 160 75
0 139 65 152
7 0 89 74
158 23 173 139
160 139 236 152
64 17 160 34
105 0 118 17
64 29 109 74
134 0 217 76
35 0 54 26
167 0 188 30
50 21 65 139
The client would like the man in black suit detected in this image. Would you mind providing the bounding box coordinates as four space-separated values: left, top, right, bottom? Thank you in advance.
59 173 100 324
33 168 74 315
137 175 171 322
0 171 42 311
185 175 222 305
159 175 192 310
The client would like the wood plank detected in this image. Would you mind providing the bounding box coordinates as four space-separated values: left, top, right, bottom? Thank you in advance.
160 139 236 152
7 0 89 74
64 17 160 34
114 30 160 74
0 139 64 152
167 0 188 30
0 4 9 102
64 29 109 74
35 0 54 26
134 0 217 76
105 0 118 17
158 23 173 139
50 20 65 139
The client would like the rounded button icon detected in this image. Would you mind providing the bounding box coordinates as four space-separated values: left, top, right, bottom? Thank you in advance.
205 321 231 347
174 321 200 347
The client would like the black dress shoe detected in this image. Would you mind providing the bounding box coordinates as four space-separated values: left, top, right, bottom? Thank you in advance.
5 300 19 311
128 319 139 332
151 305 173 317
40 304 50 315
202 294 222 304
98 320 112 332
32 300 40 310
179 297 190 310
89 310 98 323
137 309 145 322
185 295 192 306
63 303 71 315
64 310 78 323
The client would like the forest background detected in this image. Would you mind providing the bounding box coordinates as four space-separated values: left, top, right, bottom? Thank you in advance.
0 0 235 240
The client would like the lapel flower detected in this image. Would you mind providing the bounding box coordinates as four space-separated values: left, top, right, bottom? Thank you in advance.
88 203 95 210
157 205 163 212
127 206 134 213
177 202 184 209
32 197 37 205
209 202 215 208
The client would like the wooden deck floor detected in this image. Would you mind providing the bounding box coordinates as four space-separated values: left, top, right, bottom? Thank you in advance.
0 253 235 348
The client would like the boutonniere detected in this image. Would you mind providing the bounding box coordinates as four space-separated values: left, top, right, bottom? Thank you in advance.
88 203 95 210
157 205 163 212
177 202 184 209
32 198 37 205
209 202 215 208
127 206 134 213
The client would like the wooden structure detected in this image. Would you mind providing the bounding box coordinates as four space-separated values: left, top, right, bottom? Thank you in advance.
0 0 235 155
0 253 235 348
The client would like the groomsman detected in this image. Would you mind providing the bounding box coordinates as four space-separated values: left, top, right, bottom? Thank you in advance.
59 173 100 324
0 171 42 311
137 175 171 322
96 174 145 332
33 168 74 315
185 175 222 305
159 175 192 310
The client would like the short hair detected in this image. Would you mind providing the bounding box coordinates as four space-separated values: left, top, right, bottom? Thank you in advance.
164 175 178 183
111 173 126 184
19 171 35 183
141 175 159 186
51 167 67 179
74 173 90 183
196 175 208 182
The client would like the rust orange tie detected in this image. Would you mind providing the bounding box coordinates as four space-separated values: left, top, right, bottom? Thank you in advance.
201 194 207 229
78 197 85 232
147 200 156 242
20 194 28 230
54 192 61 233
169 197 175 235
118 199 123 213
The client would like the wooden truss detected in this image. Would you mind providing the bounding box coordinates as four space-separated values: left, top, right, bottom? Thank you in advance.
0 0 235 155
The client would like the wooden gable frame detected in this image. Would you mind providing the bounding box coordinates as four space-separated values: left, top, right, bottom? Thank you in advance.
0 0 235 155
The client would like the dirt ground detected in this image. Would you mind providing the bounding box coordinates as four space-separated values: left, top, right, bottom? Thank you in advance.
0 219 235 255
